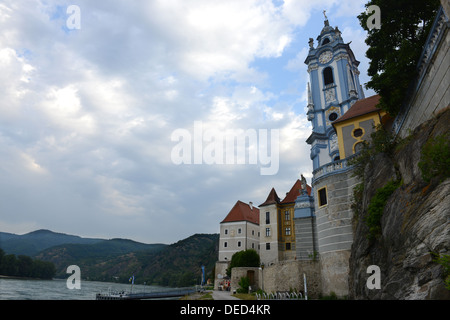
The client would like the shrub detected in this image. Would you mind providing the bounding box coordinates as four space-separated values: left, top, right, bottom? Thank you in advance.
366 179 401 240
226 249 260 276
418 134 450 183
237 276 250 293
432 253 450 290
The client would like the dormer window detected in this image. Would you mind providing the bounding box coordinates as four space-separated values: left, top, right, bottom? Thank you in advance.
324 67 334 85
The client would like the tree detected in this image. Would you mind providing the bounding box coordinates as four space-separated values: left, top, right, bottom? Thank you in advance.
0 248 4 273
358 0 440 115
1 254 18 276
226 249 260 276
31 260 56 279
17 255 34 278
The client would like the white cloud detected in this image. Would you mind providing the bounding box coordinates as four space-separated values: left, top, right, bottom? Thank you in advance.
0 0 371 243
285 47 309 72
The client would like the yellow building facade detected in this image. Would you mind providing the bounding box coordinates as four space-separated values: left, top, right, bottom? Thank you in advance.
332 95 388 159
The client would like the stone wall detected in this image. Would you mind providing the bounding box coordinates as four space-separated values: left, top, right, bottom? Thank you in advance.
319 250 352 297
294 216 317 260
230 267 261 293
396 7 449 138
229 260 321 298
263 260 321 298
313 168 359 296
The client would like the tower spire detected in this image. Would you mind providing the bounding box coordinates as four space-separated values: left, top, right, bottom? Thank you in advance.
323 10 329 26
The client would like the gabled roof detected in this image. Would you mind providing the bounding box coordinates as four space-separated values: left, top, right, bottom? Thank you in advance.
280 179 312 204
221 200 259 225
258 188 280 207
333 94 381 125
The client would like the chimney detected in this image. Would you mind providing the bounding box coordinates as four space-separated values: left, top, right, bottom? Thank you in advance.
249 202 253 210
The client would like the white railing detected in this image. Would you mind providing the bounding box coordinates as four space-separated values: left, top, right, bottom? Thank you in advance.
256 291 304 300
312 155 357 182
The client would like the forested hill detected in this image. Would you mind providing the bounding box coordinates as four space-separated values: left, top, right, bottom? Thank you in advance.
36 233 219 287
1 230 219 287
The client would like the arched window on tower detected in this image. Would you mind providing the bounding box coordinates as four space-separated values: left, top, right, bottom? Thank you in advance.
324 67 334 86
322 37 330 45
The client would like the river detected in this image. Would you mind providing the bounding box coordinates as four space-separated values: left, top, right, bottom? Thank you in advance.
0 277 170 300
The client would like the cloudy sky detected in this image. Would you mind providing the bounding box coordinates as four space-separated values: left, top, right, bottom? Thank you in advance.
0 0 375 244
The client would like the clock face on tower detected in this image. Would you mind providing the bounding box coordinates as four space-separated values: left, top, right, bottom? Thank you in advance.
319 51 332 64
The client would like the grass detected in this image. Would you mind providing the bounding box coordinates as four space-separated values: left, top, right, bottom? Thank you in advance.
231 293 256 300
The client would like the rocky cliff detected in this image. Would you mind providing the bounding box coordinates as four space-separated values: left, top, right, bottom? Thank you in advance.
348 107 450 299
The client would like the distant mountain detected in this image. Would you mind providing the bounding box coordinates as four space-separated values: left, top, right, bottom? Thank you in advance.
0 229 103 256
126 233 219 286
1 229 219 287
36 233 219 286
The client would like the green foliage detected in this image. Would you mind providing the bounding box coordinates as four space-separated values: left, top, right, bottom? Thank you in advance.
366 179 402 240
226 249 260 277
432 254 450 290
357 0 440 115
349 125 398 220
320 291 338 300
137 234 219 287
349 124 396 180
418 134 450 183
351 182 365 222
0 249 56 279
307 251 319 261
30 233 218 287
237 276 250 294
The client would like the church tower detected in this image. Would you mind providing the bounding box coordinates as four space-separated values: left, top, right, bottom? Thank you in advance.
305 13 364 169
304 14 364 297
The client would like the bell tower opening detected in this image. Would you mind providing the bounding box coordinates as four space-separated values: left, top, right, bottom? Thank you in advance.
323 67 334 86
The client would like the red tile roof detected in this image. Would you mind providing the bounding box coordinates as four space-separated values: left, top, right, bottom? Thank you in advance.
333 94 381 125
280 179 312 204
258 188 280 207
221 200 260 225
259 180 312 207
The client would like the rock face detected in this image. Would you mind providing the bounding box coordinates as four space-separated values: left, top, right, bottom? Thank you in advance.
348 108 450 299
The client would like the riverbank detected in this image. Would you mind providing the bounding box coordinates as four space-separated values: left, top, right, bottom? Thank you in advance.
182 290 252 300
0 275 51 281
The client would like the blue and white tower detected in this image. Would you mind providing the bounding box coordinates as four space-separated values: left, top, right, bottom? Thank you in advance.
305 15 364 171
303 15 364 297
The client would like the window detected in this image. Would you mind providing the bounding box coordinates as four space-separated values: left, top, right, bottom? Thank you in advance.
318 187 328 207
252 230 255 236
324 67 334 85
284 210 290 221
265 212 270 224
334 155 341 161
265 228 271 237
238 228 242 234
285 227 291 236
286 243 291 250
328 112 338 121
353 128 363 137
252 243 255 249
224 242 228 248
266 243 271 250
237 241 241 247
322 37 330 45
224 229 228 235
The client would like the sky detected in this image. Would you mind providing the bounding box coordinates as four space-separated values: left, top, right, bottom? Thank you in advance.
0 0 375 244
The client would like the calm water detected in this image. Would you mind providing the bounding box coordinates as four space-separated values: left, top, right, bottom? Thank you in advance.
0 278 168 300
